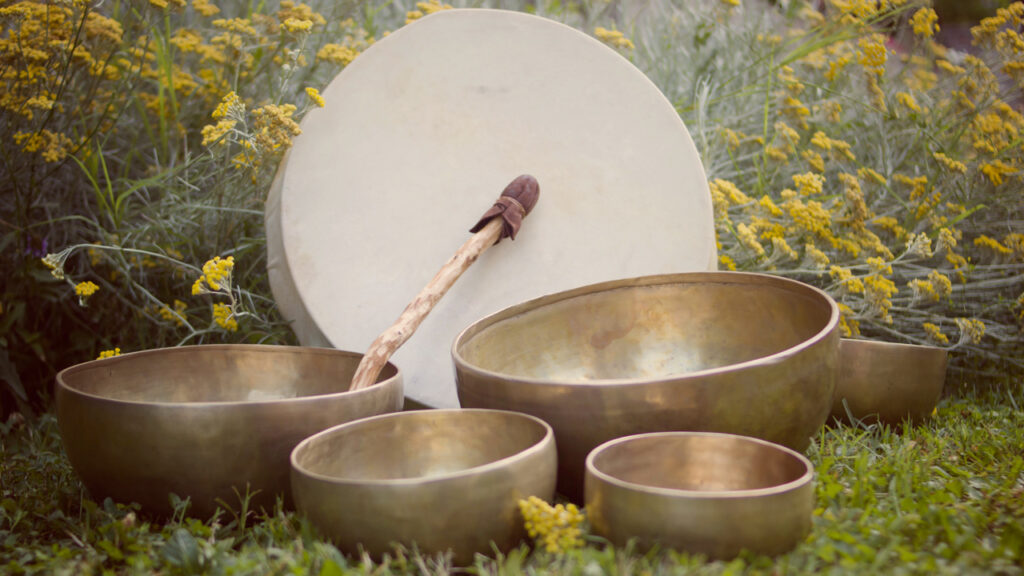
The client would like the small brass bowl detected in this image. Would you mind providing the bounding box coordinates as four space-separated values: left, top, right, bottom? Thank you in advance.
831 339 948 425
56 345 403 517
585 432 814 559
290 409 556 565
454 272 838 500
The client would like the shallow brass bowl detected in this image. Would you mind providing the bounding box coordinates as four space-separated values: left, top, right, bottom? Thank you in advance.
290 409 556 565
831 339 948 425
585 432 814 559
56 345 403 517
453 272 838 500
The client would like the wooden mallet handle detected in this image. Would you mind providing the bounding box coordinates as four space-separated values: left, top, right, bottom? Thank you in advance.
349 175 540 391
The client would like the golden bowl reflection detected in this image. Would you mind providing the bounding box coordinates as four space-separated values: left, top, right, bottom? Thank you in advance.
585 432 814 559
832 338 947 425
290 409 556 565
454 272 838 500
56 344 403 517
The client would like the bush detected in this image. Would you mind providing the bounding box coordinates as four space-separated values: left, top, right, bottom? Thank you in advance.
2 0 1022 416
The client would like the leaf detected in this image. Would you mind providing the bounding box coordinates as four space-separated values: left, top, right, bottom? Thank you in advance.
0 349 28 401
319 559 346 576
161 528 201 572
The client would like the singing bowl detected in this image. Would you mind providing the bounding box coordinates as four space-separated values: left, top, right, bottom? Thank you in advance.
56 345 403 517
453 272 838 501
585 432 814 559
290 409 556 565
831 339 948 425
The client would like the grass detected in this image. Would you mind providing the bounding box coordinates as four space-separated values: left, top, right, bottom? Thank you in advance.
2 386 1022 575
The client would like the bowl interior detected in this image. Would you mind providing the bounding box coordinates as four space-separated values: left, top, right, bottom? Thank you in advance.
60 346 397 403
458 276 834 381
590 433 810 493
293 410 549 482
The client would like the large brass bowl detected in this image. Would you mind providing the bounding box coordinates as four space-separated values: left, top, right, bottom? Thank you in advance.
831 339 948 425
290 409 556 565
56 345 403 517
453 272 838 500
585 432 815 559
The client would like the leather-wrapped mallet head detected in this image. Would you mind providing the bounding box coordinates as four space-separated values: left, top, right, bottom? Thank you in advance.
469 174 540 242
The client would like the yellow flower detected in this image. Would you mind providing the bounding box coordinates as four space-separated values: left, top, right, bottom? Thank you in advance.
212 18 258 36
200 119 236 146
858 34 888 76
793 172 824 196
317 43 359 66
929 270 952 299
192 256 235 295
159 299 188 327
758 195 782 217
904 232 933 258
772 237 799 260
910 8 939 39
719 254 737 271
305 87 325 107
805 243 830 269
212 302 238 332
191 0 220 16
75 281 100 297
710 179 750 205
594 26 635 51
923 322 949 345
281 18 313 33
974 235 1012 255
406 0 452 24
895 91 922 113
736 223 766 257
76 281 100 306
518 496 585 554
212 91 243 120
937 227 959 253
980 160 1016 186
932 152 967 174
97 348 122 359
858 167 887 186
802 149 825 172
830 266 864 294
837 302 860 337
955 317 985 344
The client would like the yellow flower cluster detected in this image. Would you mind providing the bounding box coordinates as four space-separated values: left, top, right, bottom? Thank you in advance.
191 256 234 295
159 299 188 327
97 348 122 359
212 302 238 332
857 34 887 76
75 281 100 298
317 43 360 66
923 322 949 345
405 0 452 25
956 317 986 345
932 152 967 174
910 8 939 39
517 496 585 554
594 26 635 51
305 87 325 108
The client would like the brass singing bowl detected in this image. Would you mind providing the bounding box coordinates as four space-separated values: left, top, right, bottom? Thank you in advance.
290 409 557 565
831 339 948 425
454 272 838 501
585 432 814 559
56 345 403 517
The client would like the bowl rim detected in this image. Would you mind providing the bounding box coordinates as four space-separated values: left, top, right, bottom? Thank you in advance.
585 431 814 499
452 271 839 386
55 343 401 408
839 337 948 356
290 408 555 486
